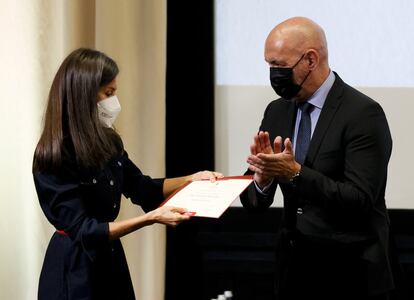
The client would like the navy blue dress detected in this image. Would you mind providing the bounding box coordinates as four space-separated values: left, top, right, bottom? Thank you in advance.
33 151 165 300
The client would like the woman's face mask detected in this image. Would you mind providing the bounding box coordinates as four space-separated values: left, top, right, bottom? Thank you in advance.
97 95 121 128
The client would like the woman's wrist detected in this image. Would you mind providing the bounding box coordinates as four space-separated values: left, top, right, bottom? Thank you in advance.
143 211 157 225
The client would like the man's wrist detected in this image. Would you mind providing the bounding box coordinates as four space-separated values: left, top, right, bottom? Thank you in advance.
254 174 272 189
289 163 302 184
256 180 272 190
254 178 274 195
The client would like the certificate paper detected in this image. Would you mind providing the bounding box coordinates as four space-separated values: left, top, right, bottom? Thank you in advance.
162 176 253 218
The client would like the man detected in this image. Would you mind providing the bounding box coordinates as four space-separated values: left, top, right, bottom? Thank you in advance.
240 17 393 300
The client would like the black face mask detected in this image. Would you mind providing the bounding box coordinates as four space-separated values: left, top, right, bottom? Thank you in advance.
269 53 310 100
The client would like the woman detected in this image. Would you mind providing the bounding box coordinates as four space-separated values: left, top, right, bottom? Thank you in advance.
33 48 222 300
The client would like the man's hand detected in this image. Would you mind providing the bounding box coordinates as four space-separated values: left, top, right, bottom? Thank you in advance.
249 132 283 187
249 132 274 187
251 131 278 155
248 137 301 182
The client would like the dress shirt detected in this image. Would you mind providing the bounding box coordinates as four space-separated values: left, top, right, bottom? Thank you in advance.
292 70 335 153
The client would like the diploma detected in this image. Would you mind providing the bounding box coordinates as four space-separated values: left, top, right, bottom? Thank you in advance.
161 176 253 218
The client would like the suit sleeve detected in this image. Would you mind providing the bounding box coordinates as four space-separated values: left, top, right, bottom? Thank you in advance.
240 178 278 212
33 172 109 261
297 102 392 212
240 102 279 211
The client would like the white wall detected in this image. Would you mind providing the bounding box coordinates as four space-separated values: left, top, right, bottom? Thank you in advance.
0 2 167 299
215 0 414 208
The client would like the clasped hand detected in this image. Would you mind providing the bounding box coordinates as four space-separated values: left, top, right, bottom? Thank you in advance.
247 131 301 186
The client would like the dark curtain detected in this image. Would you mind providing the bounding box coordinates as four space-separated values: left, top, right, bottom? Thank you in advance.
165 1 215 300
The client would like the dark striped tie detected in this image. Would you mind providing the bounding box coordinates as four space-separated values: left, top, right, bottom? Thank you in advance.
295 102 313 164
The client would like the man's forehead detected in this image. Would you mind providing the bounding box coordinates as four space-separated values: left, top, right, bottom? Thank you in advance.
265 40 293 62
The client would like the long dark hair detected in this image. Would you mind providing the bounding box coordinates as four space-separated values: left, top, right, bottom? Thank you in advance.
33 48 123 172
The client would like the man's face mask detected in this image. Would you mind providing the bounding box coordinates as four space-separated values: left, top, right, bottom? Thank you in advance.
97 95 121 128
269 53 310 100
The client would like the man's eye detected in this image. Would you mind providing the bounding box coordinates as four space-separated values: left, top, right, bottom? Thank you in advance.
106 92 113 97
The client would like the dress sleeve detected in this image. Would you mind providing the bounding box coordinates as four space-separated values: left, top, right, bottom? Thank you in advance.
121 152 165 212
33 171 109 261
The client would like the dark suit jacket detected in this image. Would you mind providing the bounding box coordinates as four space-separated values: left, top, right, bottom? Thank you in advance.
240 73 393 295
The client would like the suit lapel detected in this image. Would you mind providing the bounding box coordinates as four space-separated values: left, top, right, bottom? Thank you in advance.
306 73 345 165
281 100 297 141
265 99 297 143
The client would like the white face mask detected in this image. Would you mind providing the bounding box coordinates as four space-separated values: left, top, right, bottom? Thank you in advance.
97 95 121 128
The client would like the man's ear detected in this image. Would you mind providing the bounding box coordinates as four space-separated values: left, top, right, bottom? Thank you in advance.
306 49 319 70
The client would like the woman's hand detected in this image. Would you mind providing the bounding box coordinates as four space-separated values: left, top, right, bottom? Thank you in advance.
163 171 224 198
190 170 224 182
108 206 192 239
147 206 192 227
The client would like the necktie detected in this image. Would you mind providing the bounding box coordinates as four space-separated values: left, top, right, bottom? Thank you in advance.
295 102 312 164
